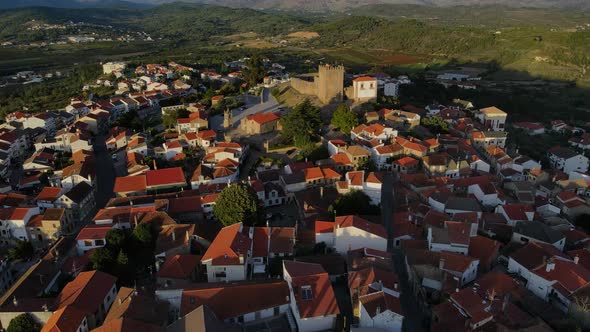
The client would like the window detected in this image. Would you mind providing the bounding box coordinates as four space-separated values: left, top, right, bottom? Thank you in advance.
95 239 105 246
301 285 313 300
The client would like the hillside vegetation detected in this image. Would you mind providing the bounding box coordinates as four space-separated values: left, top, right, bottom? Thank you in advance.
0 3 589 84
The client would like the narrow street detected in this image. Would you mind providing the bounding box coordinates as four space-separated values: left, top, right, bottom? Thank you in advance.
93 135 116 210
382 172 426 332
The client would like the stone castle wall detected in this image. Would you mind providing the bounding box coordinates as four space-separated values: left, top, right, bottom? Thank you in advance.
290 77 318 96
290 64 344 104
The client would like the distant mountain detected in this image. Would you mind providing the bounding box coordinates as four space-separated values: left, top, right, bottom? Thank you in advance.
129 0 590 11
0 0 148 9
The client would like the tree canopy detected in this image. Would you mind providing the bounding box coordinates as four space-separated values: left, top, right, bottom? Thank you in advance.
213 183 263 227
421 116 449 133
242 55 266 87
8 241 34 261
328 190 380 216
281 99 322 148
331 104 358 133
7 313 40 332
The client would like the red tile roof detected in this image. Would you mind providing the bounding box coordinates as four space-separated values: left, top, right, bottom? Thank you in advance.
439 251 477 273
283 260 340 318
450 288 493 326
180 281 290 318
156 254 201 279
315 221 334 234
468 235 500 270
146 167 186 187
359 291 403 317
247 112 280 124
55 270 117 313
201 223 251 265
353 76 377 82
42 305 87 332
35 187 62 202
76 224 112 240
335 215 387 238
533 259 590 295
114 175 147 193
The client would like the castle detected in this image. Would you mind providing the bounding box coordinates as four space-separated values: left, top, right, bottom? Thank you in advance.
290 64 345 104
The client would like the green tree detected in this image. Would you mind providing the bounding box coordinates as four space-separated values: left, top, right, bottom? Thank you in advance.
132 223 153 248
331 104 358 133
163 113 178 129
421 116 449 133
213 183 263 227
329 190 380 216
7 313 40 332
106 229 126 251
116 249 129 266
281 99 321 148
8 241 34 261
243 55 266 87
89 248 114 272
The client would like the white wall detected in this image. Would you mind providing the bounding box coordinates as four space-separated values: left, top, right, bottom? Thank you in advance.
359 304 403 332
334 227 387 254
315 232 334 247
203 261 247 282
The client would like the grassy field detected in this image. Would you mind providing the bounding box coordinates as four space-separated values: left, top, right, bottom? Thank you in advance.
0 41 157 75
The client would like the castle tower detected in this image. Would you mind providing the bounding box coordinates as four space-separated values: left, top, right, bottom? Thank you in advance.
317 64 345 104
223 108 232 129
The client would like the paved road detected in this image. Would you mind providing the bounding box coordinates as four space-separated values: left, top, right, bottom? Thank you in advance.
93 135 116 209
381 172 426 332
210 89 281 132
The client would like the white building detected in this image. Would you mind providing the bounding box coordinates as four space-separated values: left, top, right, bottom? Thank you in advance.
358 291 404 332
548 146 589 175
331 215 387 254
350 77 378 102
475 107 507 131
102 61 126 74
200 223 250 283
384 81 400 97
283 261 339 332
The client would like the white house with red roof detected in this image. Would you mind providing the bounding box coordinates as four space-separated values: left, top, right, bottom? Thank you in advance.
283 260 340 332
495 203 535 226
201 223 251 282
75 224 111 255
339 171 383 204
161 140 183 160
525 258 590 312
327 139 348 156
351 123 397 144
0 207 40 243
315 221 335 246
548 146 589 175
349 76 378 102
427 221 475 255
371 143 404 170
358 291 404 332
325 215 388 254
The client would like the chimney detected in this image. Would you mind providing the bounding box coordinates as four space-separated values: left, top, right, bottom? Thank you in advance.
153 159 157 170
375 306 381 315
171 230 176 242
320 186 324 199
546 260 555 272
185 230 190 241
439 258 445 270
394 282 398 290
575 255 580 265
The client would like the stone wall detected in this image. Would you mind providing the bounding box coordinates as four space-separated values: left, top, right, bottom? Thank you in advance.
317 64 344 104
290 77 318 96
